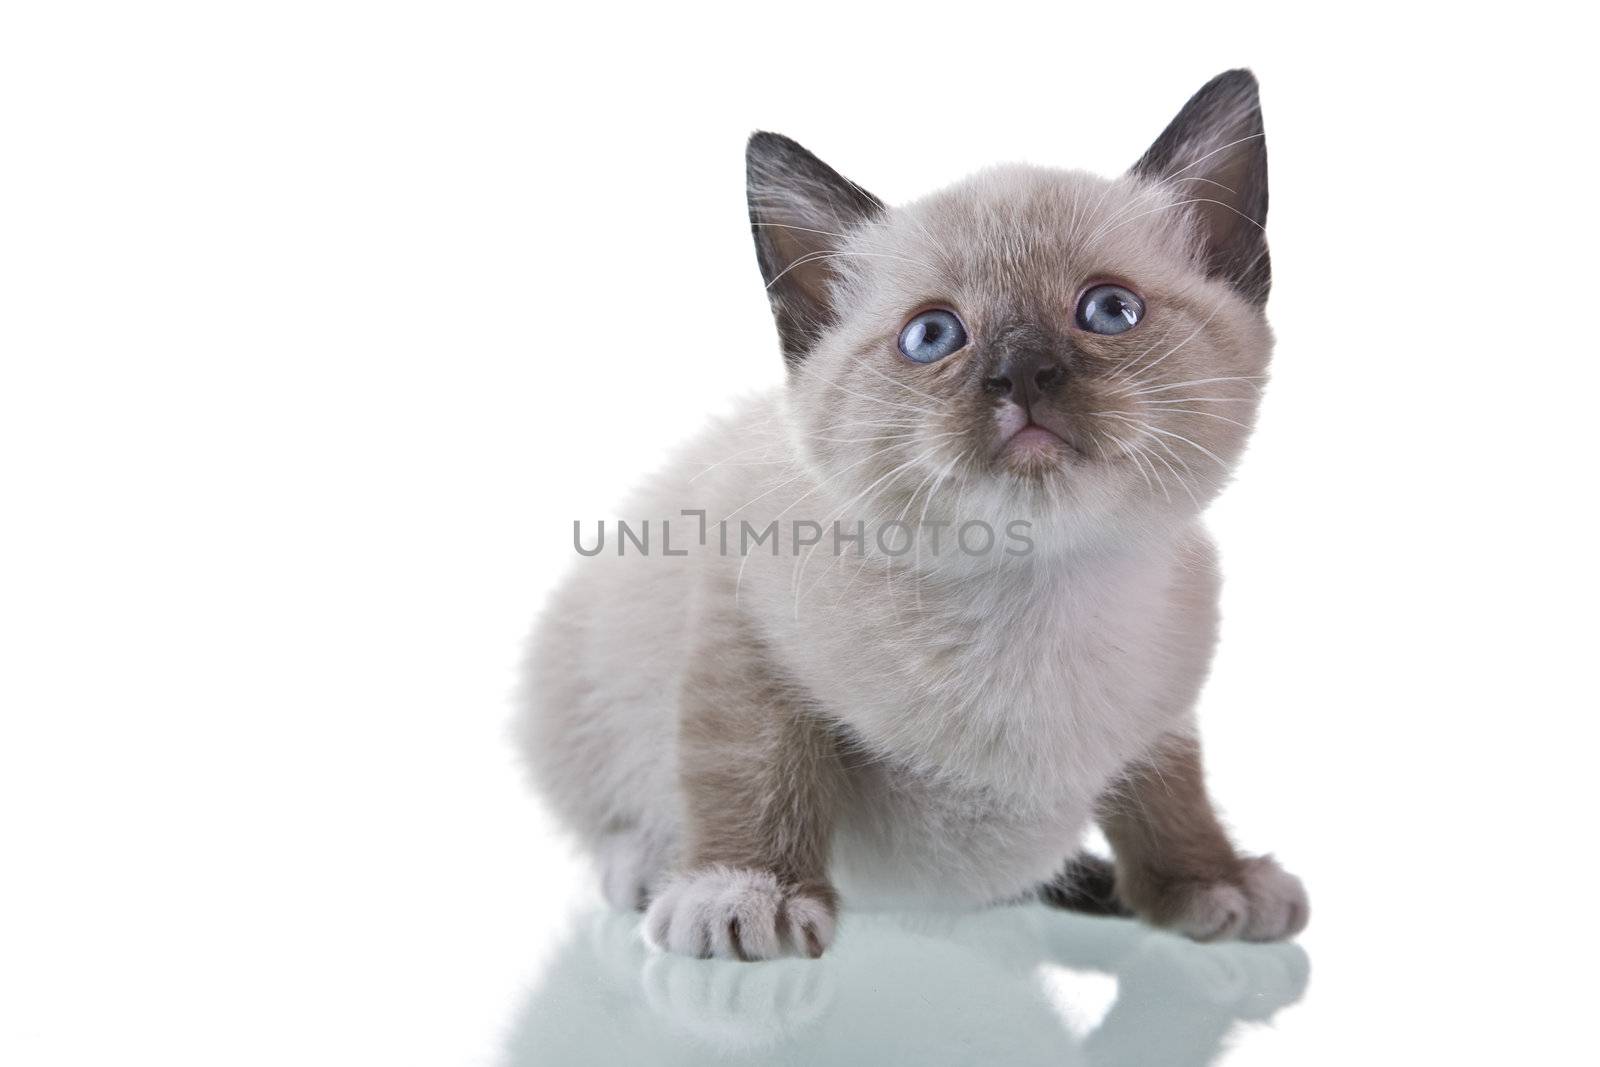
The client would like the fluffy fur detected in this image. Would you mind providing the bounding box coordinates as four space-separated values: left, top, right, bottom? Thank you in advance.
518 70 1307 959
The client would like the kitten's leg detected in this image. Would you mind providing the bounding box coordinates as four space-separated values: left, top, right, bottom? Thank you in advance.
643 617 842 961
1096 736 1308 942
595 822 675 913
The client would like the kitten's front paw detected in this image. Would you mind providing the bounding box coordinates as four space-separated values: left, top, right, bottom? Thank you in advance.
1235 855 1310 941
644 866 838 961
1138 856 1309 943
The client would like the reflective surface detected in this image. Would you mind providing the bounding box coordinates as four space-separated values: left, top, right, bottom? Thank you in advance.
505 906 1308 1066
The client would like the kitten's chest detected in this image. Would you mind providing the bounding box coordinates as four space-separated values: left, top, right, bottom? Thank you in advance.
789 554 1178 793
747 545 1192 906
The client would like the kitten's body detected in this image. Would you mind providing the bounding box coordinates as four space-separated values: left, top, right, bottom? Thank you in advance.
521 71 1308 958
525 393 1219 910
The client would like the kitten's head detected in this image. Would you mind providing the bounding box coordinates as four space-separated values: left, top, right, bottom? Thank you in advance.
747 70 1274 551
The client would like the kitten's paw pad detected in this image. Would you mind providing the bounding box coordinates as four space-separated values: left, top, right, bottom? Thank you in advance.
1148 857 1308 943
644 866 838 961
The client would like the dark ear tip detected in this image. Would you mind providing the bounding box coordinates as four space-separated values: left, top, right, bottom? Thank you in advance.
747 130 802 164
1204 68 1261 102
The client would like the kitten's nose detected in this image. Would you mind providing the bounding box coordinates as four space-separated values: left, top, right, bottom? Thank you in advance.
982 350 1068 404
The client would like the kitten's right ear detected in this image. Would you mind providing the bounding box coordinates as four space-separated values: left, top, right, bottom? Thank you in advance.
746 132 884 367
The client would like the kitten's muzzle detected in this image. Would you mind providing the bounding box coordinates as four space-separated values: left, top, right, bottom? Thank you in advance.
984 346 1086 460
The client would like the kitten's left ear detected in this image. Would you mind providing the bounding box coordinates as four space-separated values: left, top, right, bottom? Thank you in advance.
747 132 885 367
1132 69 1270 304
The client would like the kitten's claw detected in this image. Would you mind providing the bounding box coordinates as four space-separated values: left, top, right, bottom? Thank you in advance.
644 866 838 961
1149 856 1309 943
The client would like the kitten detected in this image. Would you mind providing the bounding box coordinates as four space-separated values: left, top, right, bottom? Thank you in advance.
519 69 1307 960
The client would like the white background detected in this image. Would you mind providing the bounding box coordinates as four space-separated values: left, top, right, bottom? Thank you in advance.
3 3 1596 1064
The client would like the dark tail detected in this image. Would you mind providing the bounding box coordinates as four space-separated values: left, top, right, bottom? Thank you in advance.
1040 852 1132 917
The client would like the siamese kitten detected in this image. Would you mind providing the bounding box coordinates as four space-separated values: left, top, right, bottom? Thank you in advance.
519 69 1307 960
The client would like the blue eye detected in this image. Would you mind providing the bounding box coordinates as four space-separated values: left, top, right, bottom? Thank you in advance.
1076 285 1145 335
897 309 968 363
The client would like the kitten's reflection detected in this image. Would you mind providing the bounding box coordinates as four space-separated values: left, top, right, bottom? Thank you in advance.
503 905 1308 1066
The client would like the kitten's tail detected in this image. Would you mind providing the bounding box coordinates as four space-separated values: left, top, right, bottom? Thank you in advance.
1040 853 1132 917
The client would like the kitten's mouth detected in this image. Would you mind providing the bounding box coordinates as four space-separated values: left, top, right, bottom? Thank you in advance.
997 419 1080 465
1005 423 1067 452
992 404 1084 472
